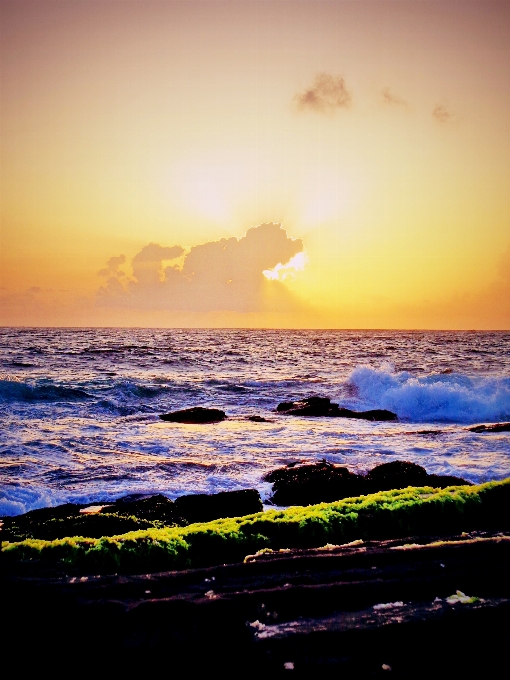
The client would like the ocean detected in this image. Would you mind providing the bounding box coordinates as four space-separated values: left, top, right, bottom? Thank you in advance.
1 328 509 516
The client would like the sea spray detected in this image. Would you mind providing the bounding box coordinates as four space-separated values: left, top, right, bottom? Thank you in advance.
347 366 510 423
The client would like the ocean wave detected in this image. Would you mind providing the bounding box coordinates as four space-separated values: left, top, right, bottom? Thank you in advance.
347 366 510 423
0 379 91 403
0 484 67 517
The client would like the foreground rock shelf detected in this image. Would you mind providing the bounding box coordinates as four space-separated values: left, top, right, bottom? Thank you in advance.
2 532 508 676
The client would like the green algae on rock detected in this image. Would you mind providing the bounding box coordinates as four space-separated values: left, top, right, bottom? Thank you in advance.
2 479 509 574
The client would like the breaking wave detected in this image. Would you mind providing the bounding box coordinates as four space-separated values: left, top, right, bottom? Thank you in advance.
347 366 510 423
0 379 91 402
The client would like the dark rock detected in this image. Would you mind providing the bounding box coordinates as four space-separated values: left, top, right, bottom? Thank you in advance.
276 396 397 421
1 490 263 542
365 461 429 491
1 508 159 542
263 460 473 507
2 532 509 675
426 474 472 488
409 430 444 436
275 400 298 412
248 415 271 422
366 462 472 492
0 503 83 542
100 494 183 524
174 489 263 524
265 461 367 506
0 495 187 542
337 408 397 421
159 407 226 423
468 422 510 433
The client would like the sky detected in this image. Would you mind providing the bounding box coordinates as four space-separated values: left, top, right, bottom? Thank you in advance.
1 0 509 328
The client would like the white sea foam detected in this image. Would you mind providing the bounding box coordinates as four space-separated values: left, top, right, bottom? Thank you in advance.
0 485 66 517
347 366 510 423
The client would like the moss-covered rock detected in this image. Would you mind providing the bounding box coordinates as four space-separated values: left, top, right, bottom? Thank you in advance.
264 460 472 505
2 478 508 574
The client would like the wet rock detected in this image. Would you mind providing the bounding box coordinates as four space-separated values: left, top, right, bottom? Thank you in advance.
0 503 82 542
365 461 429 491
248 415 271 422
99 494 182 523
0 508 159 542
0 495 188 542
366 461 472 492
276 397 397 421
407 430 443 436
426 474 473 488
159 407 226 423
264 460 472 506
468 422 510 433
264 461 366 506
174 489 263 524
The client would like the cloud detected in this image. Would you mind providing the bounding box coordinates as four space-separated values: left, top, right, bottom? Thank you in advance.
131 243 184 286
97 223 304 313
381 87 407 107
294 73 351 114
98 254 126 277
432 103 454 123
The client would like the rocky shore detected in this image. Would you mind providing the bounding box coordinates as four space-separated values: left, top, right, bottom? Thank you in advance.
2 530 508 676
1 460 471 542
2 398 509 675
1 477 509 676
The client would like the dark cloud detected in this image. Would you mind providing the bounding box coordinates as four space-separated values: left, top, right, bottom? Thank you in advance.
432 103 454 123
97 223 304 313
381 87 407 107
294 73 351 114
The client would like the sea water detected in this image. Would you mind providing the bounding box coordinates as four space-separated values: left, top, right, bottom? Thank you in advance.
1 328 509 516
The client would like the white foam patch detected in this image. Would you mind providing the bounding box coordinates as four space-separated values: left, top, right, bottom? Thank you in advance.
347 366 510 424
0 485 66 517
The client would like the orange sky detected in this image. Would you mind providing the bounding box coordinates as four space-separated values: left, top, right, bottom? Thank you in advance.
1 0 509 328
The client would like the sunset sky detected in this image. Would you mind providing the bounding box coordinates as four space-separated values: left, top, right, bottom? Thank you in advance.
1 0 509 328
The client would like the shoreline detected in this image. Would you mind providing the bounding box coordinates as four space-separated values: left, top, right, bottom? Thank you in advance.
2 530 508 676
2 478 509 675
2 478 508 576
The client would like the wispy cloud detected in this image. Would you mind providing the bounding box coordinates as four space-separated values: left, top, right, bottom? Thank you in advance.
294 73 351 114
432 103 454 123
381 87 407 107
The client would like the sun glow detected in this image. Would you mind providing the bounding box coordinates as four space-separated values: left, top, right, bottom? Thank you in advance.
263 252 308 282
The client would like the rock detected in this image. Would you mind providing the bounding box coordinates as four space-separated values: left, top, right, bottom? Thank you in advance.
276 396 332 414
0 495 188 542
468 422 510 433
159 407 226 423
264 461 367 506
263 460 473 506
2 532 509 674
174 489 263 524
408 430 443 436
426 474 472 488
366 461 472 492
276 397 397 421
100 494 182 523
0 503 83 542
248 415 271 422
365 461 429 491
0 507 159 542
